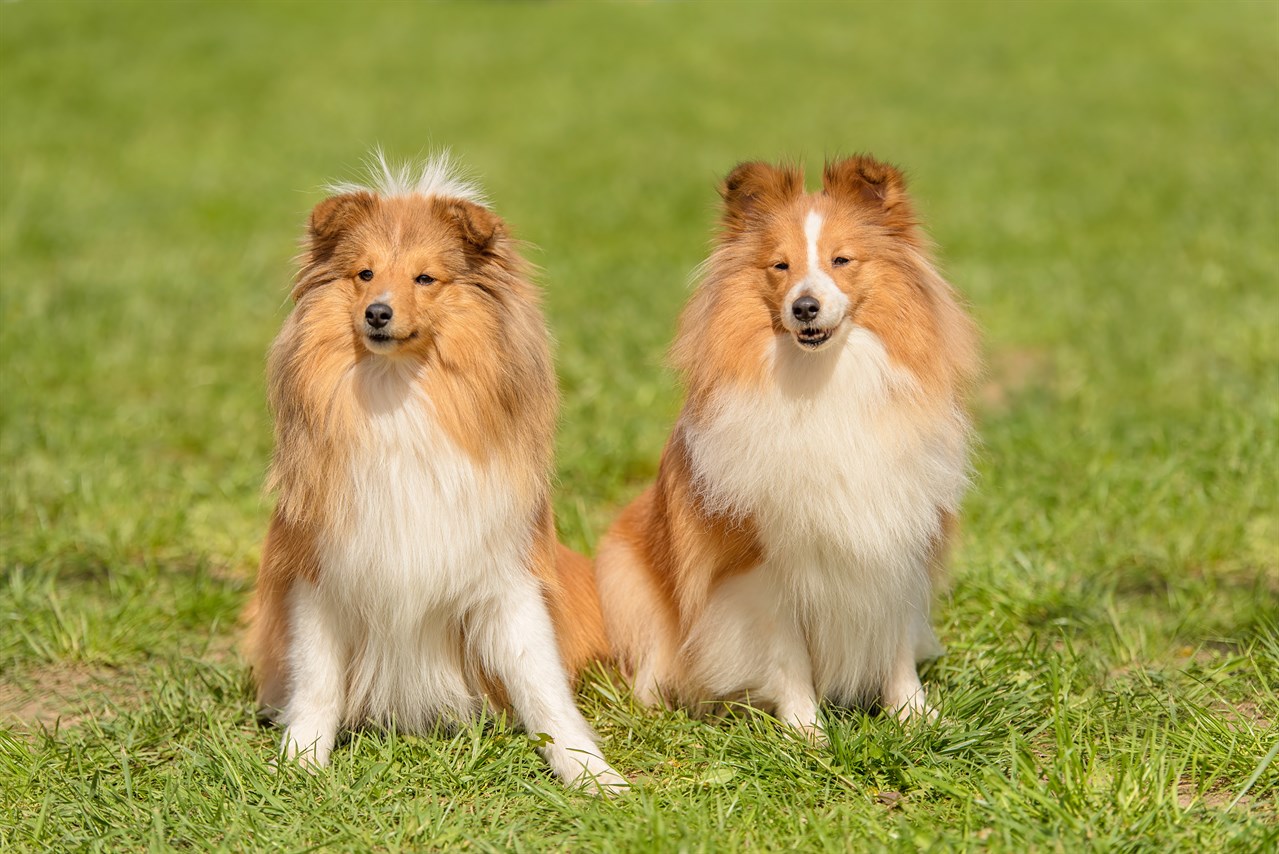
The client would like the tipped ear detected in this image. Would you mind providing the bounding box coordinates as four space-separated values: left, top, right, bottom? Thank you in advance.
822 155 917 237
306 191 375 263
443 199 505 256
719 161 803 233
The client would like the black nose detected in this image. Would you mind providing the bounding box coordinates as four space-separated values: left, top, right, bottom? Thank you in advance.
365 302 393 329
792 296 820 323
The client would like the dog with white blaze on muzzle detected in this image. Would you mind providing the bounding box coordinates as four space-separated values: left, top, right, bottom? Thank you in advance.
595 155 979 739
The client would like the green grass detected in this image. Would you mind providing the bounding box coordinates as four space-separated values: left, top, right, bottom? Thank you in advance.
2 0 1276 850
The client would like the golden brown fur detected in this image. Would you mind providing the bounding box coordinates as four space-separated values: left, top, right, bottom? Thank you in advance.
596 155 978 721
245 185 607 719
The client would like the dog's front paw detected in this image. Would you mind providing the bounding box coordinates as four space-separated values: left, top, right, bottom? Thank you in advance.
280 726 334 772
557 752 629 796
796 720 829 747
775 697 825 746
889 691 936 723
576 763 630 797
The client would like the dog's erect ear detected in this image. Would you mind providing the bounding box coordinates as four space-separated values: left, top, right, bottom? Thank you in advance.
291 191 376 301
443 198 505 256
306 191 375 263
822 155 918 238
719 161 804 234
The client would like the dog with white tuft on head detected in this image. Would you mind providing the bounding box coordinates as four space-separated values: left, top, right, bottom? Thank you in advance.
246 153 623 793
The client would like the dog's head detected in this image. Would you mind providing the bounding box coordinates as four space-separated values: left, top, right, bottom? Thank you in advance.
715 156 925 354
292 183 515 363
267 156 558 509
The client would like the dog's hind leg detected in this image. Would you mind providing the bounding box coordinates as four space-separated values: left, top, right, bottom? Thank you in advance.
595 528 681 708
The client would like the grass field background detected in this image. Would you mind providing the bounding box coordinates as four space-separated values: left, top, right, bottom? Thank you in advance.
2 1 1276 850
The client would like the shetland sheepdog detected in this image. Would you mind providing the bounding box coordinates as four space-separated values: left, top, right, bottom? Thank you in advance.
595 156 978 735
246 154 623 791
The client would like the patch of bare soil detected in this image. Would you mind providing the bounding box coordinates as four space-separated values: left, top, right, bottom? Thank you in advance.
1176 777 1272 814
1 633 245 735
0 663 145 732
978 346 1051 412
1214 699 1273 732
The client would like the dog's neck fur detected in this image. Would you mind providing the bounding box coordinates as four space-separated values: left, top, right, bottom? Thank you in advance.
685 327 970 561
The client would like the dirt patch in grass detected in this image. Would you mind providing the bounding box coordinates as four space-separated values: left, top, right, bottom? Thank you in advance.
1214 699 1272 732
0 663 146 732
978 346 1051 412
1178 779 1229 810
1176 778 1272 814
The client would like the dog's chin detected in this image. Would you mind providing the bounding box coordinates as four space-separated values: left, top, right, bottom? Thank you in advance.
362 331 419 354
792 325 838 352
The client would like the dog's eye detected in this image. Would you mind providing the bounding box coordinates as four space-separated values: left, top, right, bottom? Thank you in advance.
772 262 789 271
832 257 852 267
415 274 436 286
358 269 374 282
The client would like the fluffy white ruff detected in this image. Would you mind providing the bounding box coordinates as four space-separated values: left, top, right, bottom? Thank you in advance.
279 359 619 790
681 327 969 718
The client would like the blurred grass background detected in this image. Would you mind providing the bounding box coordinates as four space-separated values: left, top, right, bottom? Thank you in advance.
1 1 1276 850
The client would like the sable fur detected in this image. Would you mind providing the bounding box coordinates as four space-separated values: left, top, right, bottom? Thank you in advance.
595 155 978 730
245 154 620 790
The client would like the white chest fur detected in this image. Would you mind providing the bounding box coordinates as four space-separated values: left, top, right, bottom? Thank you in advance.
306 361 532 729
682 328 970 699
686 328 969 565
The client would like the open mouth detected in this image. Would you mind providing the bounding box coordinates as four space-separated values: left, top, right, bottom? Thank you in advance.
794 327 834 349
364 330 418 347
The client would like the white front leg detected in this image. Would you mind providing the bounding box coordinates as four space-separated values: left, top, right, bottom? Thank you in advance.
280 579 346 769
883 613 935 722
470 578 626 793
687 568 824 741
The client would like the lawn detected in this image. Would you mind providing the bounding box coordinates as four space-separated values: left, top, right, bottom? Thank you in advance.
1 0 1276 850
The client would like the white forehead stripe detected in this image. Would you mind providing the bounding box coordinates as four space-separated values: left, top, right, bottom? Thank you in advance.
804 209 824 273
780 207 849 334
